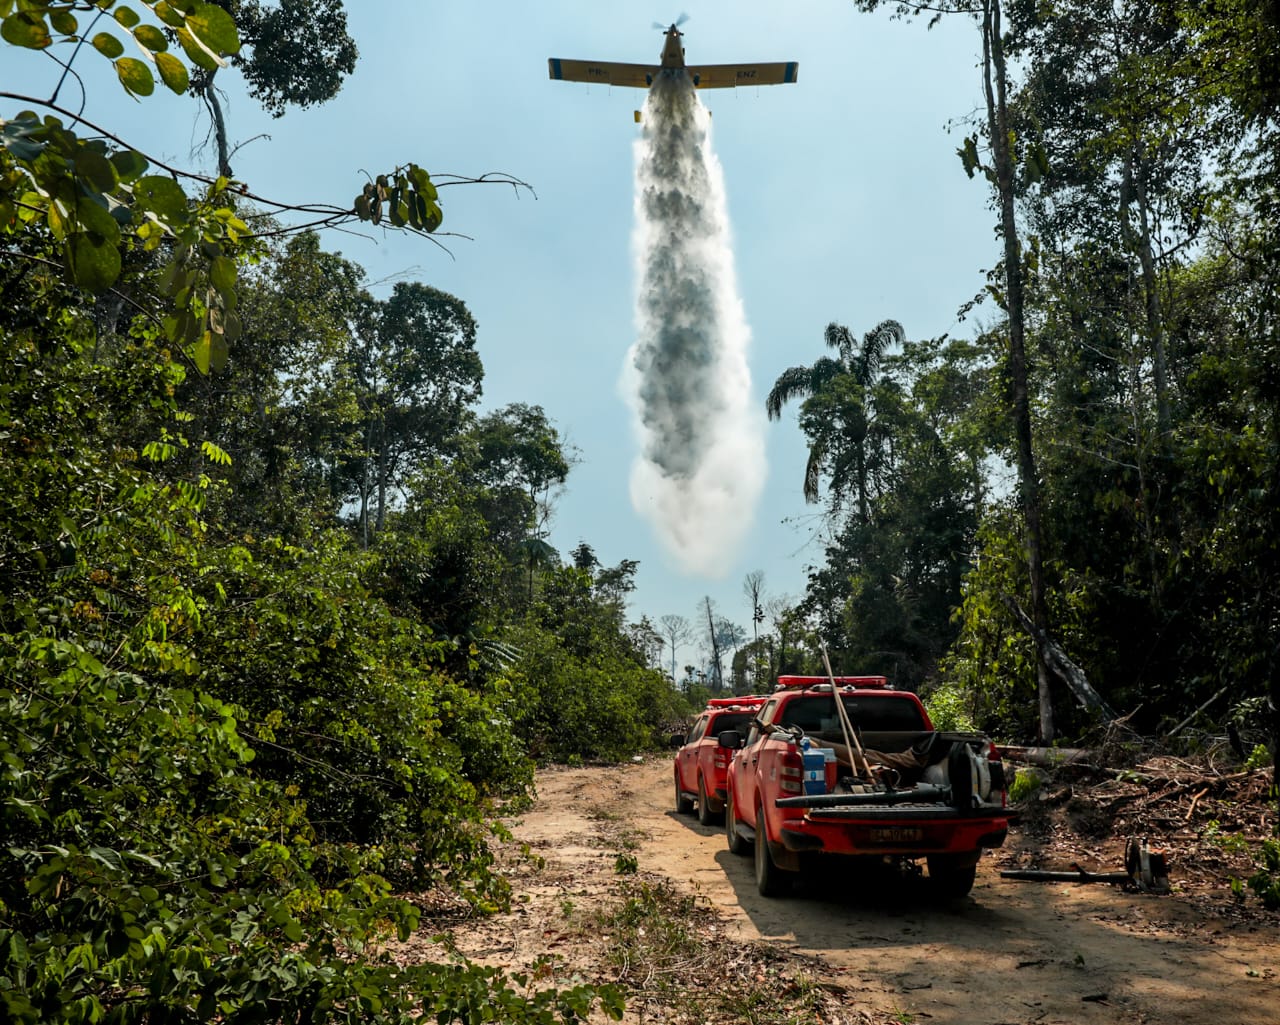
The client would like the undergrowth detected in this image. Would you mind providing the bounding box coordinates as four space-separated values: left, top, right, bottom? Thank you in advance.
583 878 878 1025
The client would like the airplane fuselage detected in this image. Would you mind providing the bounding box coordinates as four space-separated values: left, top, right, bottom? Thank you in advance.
659 24 685 71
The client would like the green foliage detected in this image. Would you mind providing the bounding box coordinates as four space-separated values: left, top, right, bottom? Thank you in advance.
1203 820 1251 854
354 163 443 234
1 6 637 1024
770 331 992 691
344 283 482 534
923 680 978 733
189 531 527 904
230 0 359 117
1 1 241 92
1245 744 1273 771
1244 837 1280 910
1 1 248 372
0 250 611 1025
1009 768 1043 803
508 622 678 763
508 567 681 763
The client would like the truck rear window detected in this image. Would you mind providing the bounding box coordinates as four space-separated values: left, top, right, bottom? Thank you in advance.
778 695 926 735
708 712 757 737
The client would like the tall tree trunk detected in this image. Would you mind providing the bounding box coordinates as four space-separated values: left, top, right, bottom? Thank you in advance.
375 439 388 532
983 0 1055 742
195 68 234 178
1118 155 1168 606
360 419 372 549
1130 155 1172 439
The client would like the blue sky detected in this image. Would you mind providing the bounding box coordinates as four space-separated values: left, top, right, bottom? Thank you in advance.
7 1 996 671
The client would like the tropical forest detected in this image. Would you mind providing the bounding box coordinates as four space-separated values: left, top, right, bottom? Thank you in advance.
2 1 1278 1024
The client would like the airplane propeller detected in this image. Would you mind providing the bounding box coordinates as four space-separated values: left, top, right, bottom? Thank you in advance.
652 13 689 30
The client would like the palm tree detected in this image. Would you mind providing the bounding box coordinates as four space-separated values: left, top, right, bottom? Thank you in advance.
765 319 905 522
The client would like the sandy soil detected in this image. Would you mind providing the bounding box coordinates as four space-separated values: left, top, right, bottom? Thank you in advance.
404 756 1280 1025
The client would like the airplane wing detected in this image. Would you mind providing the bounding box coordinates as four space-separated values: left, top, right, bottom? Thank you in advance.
548 59 659 89
686 62 799 88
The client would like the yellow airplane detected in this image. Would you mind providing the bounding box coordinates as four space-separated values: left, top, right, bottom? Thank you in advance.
548 22 798 90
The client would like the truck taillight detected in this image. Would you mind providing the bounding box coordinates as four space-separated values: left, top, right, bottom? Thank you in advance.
779 749 803 795
713 748 728 770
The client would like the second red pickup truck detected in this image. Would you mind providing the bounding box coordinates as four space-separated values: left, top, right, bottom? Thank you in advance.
722 675 1010 899
673 696 767 825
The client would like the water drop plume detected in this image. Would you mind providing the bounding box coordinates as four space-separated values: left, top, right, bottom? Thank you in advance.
623 72 766 577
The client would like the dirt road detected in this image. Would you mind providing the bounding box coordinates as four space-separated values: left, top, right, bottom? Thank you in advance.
409 756 1280 1025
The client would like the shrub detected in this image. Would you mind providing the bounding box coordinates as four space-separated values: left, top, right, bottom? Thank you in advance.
1009 768 1043 803
923 680 978 732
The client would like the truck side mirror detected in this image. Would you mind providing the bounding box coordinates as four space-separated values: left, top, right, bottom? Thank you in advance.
668 732 686 749
717 729 742 749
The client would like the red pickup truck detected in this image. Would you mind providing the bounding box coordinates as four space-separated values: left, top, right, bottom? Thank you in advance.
673 696 767 825
722 676 1009 899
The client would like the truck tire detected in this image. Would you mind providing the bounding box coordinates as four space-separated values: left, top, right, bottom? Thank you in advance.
754 806 792 897
725 788 751 856
675 773 694 815
928 853 979 898
697 775 718 825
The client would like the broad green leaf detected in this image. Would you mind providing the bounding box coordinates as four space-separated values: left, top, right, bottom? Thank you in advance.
186 1 239 54
157 258 194 297
113 5 140 29
110 148 148 181
73 148 118 192
175 25 219 70
1 12 52 48
50 10 78 34
221 309 242 341
133 23 167 51
65 231 122 290
155 51 188 93
208 326 228 371
167 307 200 347
46 201 67 240
153 2 186 27
209 254 236 293
91 31 125 58
133 175 187 218
115 56 155 97
1 119 45 162
75 194 122 242
407 164 435 198
191 329 211 373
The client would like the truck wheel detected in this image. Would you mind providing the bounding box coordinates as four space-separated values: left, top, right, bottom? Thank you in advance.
675 773 694 815
928 853 978 899
725 789 750 856
697 776 718 825
754 806 791 897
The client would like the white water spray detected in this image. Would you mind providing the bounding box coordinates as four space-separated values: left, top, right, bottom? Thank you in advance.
623 73 766 576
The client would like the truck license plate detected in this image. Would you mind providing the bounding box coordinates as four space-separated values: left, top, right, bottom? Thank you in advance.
869 827 923 843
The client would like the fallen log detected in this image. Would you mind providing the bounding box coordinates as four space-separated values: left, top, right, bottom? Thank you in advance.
998 745 1091 767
